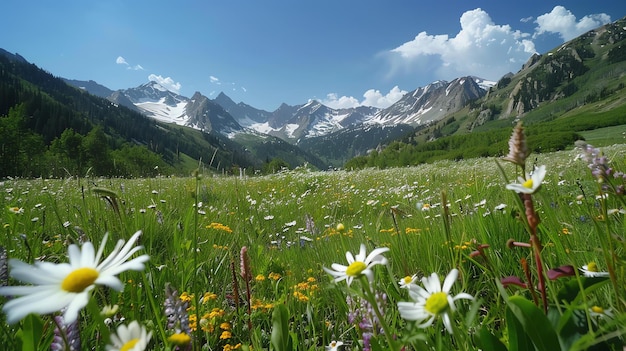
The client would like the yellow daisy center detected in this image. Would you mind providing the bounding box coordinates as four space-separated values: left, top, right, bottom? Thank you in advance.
61 267 99 293
591 305 604 314
345 261 367 277
586 262 598 272
403 276 413 284
120 338 139 351
168 333 191 346
523 178 533 188
425 291 449 315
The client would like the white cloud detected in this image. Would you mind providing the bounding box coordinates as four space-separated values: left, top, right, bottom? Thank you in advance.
116 56 144 70
148 74 182 93
116 56 128 65
209 75 220 84
520 16 533 23
534 6 611 41
321 86 407 109
321 93 360 109
388 8 537 81
362 86 407 108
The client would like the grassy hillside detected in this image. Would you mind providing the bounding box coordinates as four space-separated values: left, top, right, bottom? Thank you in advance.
346 17 626 170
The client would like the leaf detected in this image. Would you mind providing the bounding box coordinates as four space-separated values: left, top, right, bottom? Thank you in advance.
506 305 534 351
556 277 609 304
20 314 44 351
270 304 290 351
477 326 509 351
548 307 587 351
507 296 561 351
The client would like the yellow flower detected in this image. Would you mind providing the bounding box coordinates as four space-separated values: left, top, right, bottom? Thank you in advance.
268 272 281 281
168 332 191 346
180 292 194 302
206 222 233 233
223 343 242 351
220 322 231 330
202 292 217 303
220 330 232 340
255 274 266 282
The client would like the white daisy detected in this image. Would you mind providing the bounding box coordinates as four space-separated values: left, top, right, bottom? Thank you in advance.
0 230 149 324
399 274 418 289
106 320 152 351
397 268 473 334
505 165 546 194
323 243 389 286
325 340 344 351
580 262 609 277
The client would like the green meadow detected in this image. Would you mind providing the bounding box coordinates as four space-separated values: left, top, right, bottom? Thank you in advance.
0 141 625 350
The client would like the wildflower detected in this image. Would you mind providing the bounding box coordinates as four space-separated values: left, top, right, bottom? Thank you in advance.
580 262 609 277
336 223 345 233
8 207 24 214
346 292 386 351
268 272 281 280
167 332 191 346
101 304 120 317
0 247 7 287
323 244 389 286
399 274 417 289
505 165 546 194
164 284 192 337
502 121 530 167
220 330 232 340
106 320 152 351
326 340 344 351
0 231 148 324
51 315 81 351
589 305 614 319
397 268 473 334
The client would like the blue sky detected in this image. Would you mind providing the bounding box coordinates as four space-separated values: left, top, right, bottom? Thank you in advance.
2 1 625 111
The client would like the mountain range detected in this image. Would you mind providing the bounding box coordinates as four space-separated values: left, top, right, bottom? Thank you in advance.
2 14 626 176
66 75 494 141
64 71 494 167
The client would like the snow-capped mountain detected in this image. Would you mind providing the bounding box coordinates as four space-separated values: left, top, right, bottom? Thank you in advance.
66 75 492 143
369 76 491 126
115 81 189 125
214 92 271 126
99 80 243 135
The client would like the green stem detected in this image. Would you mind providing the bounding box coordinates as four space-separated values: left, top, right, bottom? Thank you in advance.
141 272 168 347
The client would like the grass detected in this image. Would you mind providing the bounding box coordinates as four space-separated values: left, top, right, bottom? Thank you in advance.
0 140 625 350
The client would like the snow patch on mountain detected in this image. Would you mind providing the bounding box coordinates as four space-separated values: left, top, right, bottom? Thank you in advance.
135 98 189 125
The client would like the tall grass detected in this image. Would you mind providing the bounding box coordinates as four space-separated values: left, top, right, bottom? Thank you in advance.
0 141 624 350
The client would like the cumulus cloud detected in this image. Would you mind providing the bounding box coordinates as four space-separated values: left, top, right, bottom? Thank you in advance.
387 8 536 81
148 74 182 93
116 56 128 65
534 6 611 41
321 86 407 109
